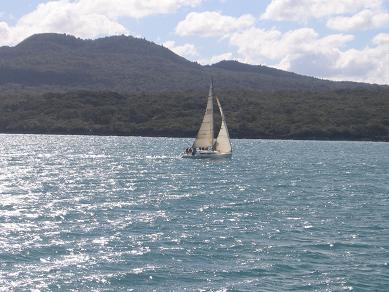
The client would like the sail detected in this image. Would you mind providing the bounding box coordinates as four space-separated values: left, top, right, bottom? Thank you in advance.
193 82 214 148
215 96 232 153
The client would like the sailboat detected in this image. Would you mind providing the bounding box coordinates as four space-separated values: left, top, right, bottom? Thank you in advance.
182 81 232 159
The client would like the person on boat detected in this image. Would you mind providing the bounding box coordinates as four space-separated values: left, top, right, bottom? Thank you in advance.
192 147 196 155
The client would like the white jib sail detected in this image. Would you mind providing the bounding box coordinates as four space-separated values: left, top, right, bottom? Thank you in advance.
193 83 214 148
215 96 232 153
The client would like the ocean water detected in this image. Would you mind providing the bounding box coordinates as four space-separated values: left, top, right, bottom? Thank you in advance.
0 134 388 291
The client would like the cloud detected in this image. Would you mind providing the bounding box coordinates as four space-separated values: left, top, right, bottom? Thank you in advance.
0 0 202 46
163 39 234 64
0 21 10 40
198 52 234 65
12 1 128 41
373 33 389 45
334 41 389 84
327 9 389 31
77 0 202 19
229 27 351 77
176 11 255 37
208 52 233 64
163 40 198 59
261 0 382 21
230 27 353 64
229 26 389 84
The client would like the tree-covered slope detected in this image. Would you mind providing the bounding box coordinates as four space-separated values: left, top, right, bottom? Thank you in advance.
0 33 388 141
0 33 384 93
1 89 388 141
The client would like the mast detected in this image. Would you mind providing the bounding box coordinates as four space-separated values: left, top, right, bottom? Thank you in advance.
209 79 214 148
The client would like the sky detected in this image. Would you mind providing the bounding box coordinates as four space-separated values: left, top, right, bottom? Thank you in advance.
0 0 389 84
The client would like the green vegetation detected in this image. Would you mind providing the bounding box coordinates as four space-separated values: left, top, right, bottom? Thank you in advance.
0 33 388 141
0 33 384 93
1 88 388 141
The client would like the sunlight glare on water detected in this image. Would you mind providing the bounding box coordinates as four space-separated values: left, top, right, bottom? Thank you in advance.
0 134 388 290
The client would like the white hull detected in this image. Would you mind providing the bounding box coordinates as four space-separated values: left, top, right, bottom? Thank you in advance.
182 151 232 159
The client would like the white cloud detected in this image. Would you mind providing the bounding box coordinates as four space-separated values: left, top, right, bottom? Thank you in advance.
333 42 389 83
327 9 389 31
0 21 10 40
261 0 382 21
229 26 389 84
0 0 202 46
11 1 128 42
198 52 233 65
163 40 198 59
208 52 233 64
230 27 353 64
77 0 202 19
373 33 389 45
176 11 255 37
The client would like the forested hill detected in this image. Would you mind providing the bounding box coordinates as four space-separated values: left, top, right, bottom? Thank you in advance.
0 33 388 141
0 33 383 92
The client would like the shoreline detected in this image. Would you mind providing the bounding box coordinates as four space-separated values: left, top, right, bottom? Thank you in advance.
1 131 388 143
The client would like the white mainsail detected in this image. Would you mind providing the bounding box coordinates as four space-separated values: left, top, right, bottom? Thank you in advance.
192 82 214 148
215 96 232 154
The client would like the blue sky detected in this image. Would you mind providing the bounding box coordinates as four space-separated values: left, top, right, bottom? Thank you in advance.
0 0 388 84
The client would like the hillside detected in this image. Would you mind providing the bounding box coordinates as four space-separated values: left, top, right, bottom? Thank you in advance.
1 89 388 141
0 34 203 92
0 33 382 93
0 33 388 141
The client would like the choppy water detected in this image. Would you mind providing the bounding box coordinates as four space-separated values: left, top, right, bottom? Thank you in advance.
0 134 388 291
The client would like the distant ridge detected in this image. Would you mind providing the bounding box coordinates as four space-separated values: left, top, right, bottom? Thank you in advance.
0 33 388 142
0 33 383 93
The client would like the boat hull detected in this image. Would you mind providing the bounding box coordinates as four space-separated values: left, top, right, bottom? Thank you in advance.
182 151 232 159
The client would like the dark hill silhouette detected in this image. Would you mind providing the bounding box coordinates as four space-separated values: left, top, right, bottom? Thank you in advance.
0 33 203 91
0 33 383 93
